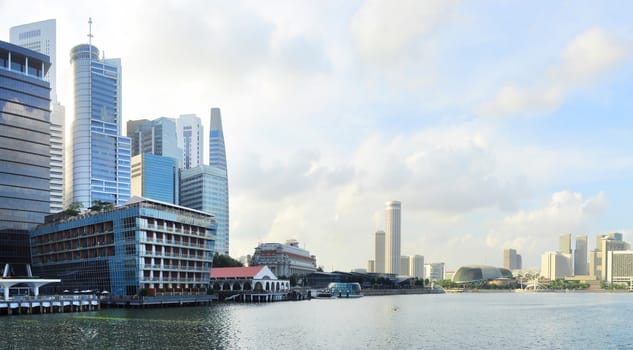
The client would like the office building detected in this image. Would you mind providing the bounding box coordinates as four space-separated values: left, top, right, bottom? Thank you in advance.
249 240 317 277
131 153 179 204
409 255 424 279
560 233 572 255
127 117 181 167
374 230 385 273
66 37 131 208
11 19 66 213
367 260 375 273
590 233 630 281
180 165 229 254
385 201 401 275
1 40 51 242
574 235 588 276
400 256 410 276
425 263 445 281
208 108 227 170
177 114 203 169
606 250 633 284
503 248 522 270
540 251 572 280
30 197 216 296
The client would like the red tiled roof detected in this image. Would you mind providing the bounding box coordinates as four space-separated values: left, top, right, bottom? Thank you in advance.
210 266 265 278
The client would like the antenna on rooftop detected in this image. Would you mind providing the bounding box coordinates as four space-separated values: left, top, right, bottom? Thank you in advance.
88 17 93 45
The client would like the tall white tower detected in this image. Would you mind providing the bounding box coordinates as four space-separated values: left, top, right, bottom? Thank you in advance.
385 200 401 275
177 114 203 169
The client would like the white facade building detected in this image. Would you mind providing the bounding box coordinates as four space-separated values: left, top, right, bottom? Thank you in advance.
385 201 401 275
409 255 425 279
540 251 572 280
249 240 317 277
606 250 633 284
177 114 203 169
425 263 445 281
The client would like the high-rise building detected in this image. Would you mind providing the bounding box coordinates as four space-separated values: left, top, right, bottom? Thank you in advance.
503 248 522 270
207 107 229 255
424 263 445 281
180 165 229 254
127 117 181 167
591 233 630 281
606 250 633 284
131 153 179 204
540 251 572 280
1 40 51 269
177 114 203 169
409 255 424 279
11 19 66 213
385 201 401 275
374 230 385 273
560 233 572 255
10 19 57 103
367 260 375 273
574 235 588 276
66 38 131 209
400 256 410 276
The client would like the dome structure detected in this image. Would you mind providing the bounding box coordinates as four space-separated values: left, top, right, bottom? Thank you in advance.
452 265 513 284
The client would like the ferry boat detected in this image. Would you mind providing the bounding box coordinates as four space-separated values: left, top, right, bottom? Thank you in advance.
326 282 363 298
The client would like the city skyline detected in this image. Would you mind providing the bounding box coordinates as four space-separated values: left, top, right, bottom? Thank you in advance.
1 2 633 271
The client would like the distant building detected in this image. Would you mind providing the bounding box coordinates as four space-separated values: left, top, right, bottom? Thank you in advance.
127 117 182 167
560 233 572 255
367 260 375 273
540 251 572 280
574 235 588 275
385 201 401 275
503 248 522 270
606 250 633 284
400 256 410 276
131 153 179 204
425 263 445 281
249 240 317 277
30 197 216 296
179 165 229 254
374 230 385 273
409 255 424 279
177 114 203 169
453 265 513 284
591 233 630 280
207 108 229 255
210 266 289 294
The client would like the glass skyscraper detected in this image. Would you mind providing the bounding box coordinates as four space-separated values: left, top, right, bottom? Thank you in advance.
131 153 179 204
127 117 182 167
0 40 51 270
66 43 131 209
207 108 229 255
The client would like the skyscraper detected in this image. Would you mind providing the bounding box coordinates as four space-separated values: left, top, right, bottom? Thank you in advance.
503 248 522 270
207 107 229 254
131 153 179 204
127 117 181 167
1 40 51 269
560 233 572 254
179 165 229 255
374 230 385 273
385 201 401 275
66 31 131 208
409 255 425 279
574 235 588 276
11 19 65 213
177 114 203 169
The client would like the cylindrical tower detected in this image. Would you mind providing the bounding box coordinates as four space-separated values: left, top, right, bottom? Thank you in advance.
385 200 401 275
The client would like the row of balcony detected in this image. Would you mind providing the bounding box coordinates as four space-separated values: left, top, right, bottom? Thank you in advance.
141 251 210 261
140 264 209 272
140 223 207 237
139 277 208 284
140 237 210 250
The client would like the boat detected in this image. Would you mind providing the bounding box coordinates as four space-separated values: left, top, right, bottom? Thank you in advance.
326 282 363 298
315 290 334 298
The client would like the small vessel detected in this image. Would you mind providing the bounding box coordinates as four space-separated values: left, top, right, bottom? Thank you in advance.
315 289 334 298
327 282 363 298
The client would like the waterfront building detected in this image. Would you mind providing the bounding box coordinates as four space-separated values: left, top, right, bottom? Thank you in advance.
30 197 216 296
367 260 375 273
207 108 230 254
540 251 572 280
179 165 229 254
424 263 445 281
1 40 52 269
574 235 588 276
131 153 179 204
400 256 410 276
374 230 385 273
177 114 203 169
209 266 289 293
452 265 513 284
385 201 401 275
249 240 317 277
605 250 633 284
11 19 65 213
409 255 424 279
127 117 182 167
66 34 131 208
503 248 522 270
590 233 630 280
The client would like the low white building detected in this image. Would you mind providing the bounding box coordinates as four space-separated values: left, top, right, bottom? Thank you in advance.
540 251 572 280
606 250 633 284
249 240 317 277
425 263 445 281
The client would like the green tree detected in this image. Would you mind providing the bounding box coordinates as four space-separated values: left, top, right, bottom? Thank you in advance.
63 202 83 216
212 253 243 267
89 200 114 212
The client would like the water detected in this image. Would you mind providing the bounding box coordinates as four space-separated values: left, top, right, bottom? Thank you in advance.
1 293 632 349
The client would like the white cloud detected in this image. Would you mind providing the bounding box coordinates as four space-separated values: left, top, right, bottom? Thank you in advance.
477 26 631 118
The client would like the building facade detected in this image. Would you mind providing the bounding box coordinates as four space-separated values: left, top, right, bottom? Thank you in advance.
591 233 630 280
66 43 131 208
249 240 317 277
560 233 572 255
1 40 51 238
177 114 203 169
400 256 410 276
574 235 588 276
367 260 375 273
424 263 445 281
127 117 181 167
606 250 633 284
374 230 385 273
409 255 424 279
30 197 216 296
385 201 401 275
540 251 572 280
180 165 229 254
131 153 179 204
503 248 522 270
208 108 227 170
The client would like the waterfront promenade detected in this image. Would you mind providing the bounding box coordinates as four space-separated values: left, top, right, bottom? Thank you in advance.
0 294 99 315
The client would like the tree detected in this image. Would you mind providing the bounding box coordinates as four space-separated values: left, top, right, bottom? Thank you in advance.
89 200 114 212
63 202 83 216
212 253 243 267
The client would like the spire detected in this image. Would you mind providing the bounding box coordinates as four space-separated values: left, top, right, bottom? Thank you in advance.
88 17 93 46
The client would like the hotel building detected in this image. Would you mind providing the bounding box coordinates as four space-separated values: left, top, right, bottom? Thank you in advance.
249 240 317 277
30 197 216 296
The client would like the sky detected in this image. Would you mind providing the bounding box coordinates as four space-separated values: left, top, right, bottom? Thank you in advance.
2 0 633 272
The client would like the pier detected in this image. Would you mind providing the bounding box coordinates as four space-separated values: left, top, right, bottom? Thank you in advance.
102 294 217 308
0 294 100 315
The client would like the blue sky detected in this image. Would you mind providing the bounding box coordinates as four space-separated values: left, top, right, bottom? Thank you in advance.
2 0 632 271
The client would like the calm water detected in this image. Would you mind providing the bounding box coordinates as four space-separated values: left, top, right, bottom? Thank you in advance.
2 292 632 349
